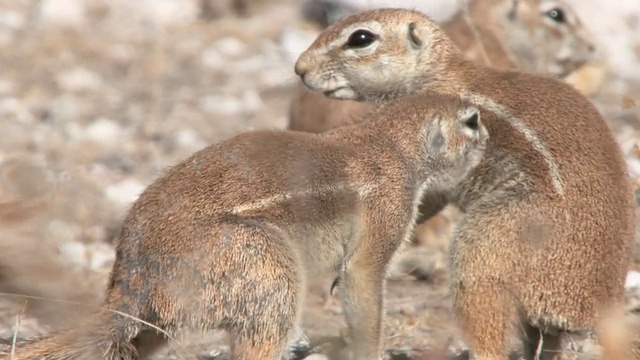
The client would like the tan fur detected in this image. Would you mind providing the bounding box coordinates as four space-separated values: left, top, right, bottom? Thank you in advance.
3 93 488 360
294 8 636 359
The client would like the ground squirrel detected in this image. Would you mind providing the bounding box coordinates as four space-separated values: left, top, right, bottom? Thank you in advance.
294 8 636 359
288 0 599 134
4 93 488 360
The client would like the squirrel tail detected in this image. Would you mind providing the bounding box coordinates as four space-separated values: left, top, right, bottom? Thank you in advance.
1 311 144 360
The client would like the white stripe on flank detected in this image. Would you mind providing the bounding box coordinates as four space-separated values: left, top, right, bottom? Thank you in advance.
230 182 378 214
464 93 565 197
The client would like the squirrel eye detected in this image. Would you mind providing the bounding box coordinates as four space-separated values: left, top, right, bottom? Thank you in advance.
464 112 479 131
546 8 565 23
345 29 377 48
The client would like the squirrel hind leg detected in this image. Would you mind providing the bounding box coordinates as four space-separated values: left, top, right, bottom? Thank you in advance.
453 281 520 360
214 219 304 360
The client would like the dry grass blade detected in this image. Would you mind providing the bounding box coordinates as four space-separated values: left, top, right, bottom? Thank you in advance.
10 301 28 360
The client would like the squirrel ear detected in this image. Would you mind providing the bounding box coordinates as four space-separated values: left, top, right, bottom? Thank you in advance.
428 115 445 152
408 22 424 48
506 0 519 21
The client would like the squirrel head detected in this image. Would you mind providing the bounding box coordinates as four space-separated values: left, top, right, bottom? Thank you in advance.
294 8 459 103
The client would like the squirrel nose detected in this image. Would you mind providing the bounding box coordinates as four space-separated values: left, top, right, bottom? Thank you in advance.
294 54 311 77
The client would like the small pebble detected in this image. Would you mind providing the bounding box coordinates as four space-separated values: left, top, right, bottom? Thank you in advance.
301 354 329 360
39 0 86 27
84 117 123 145
57 68 102 93
625 270 640 290
105 179 145 205
58 240 88 269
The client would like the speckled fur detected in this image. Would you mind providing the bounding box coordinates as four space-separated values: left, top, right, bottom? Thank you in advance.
294 8 636 360
3 93 488 360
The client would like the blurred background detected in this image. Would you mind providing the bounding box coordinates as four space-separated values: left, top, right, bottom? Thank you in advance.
0 0 638 359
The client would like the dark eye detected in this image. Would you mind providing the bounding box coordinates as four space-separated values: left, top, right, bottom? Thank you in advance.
546 8 565 23
464 112 479 131
345 29 377 48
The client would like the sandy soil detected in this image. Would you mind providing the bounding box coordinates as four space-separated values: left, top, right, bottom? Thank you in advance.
0 0 639 359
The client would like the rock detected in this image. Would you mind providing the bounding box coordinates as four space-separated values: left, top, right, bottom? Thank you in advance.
87 242 115 271
105 179 145 205
136 0 199 26
302 354 329 360
625 270 640 290
174 129 207 151
201 47 225 71
83 117 124 145
58 240 88 269
57 68 103 93
39 0 87 27
0 97 34 124
0 9 25 30
279 26 319 66
212 37 247 58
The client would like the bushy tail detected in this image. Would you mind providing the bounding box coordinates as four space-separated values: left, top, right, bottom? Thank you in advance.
0 313 139 360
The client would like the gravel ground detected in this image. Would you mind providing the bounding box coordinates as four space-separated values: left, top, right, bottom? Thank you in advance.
0 0 639 359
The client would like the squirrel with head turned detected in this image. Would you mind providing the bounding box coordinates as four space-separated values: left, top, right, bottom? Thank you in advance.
3 93 488 360
294 7 635 360
289 0 601 135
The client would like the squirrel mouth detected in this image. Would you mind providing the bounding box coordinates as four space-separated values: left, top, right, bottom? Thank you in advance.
323 88 342 97
323 87 353 99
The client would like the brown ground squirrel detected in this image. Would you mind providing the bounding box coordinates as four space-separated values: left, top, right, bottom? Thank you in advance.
4 93 488 360
294 8 636 359
288 0 601 280
289 0 599 134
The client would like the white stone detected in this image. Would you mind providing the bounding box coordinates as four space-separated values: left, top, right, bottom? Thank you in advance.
201 47 224 70
58 240 88 268
241 90 263 112
57 68 102 93
213 37 247 58
625 270 640 290
279 26 319 66
0 97 33 124
84 117 123 145
175 129 207 150
199 95 244 115
0 79 14 95
137 0 199 26
39 0 86 27
303 354 329 360
626 157 640 178
87 242 116 270
0 10 25 29
105 179 145 205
